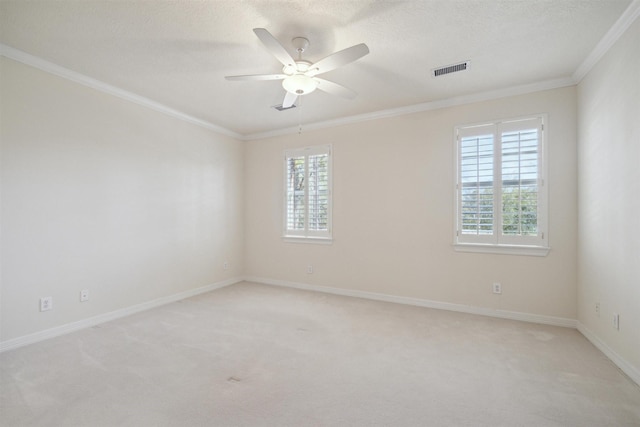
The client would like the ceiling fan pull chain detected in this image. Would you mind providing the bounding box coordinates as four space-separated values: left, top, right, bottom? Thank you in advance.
298 96 303 134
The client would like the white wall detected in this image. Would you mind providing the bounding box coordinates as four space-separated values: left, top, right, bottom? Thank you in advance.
0 58 244 343
245 87 578 321
577 19 640 377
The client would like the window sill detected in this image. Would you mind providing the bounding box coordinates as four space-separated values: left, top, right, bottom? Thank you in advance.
283 236 333 245
454 243 550 257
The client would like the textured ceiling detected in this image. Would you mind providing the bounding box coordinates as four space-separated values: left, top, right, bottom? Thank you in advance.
0 0 633 137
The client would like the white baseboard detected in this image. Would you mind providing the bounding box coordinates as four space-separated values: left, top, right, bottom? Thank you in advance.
244 276 577 328
6 276 636 388
246 276 640 387
246 277 640 387
0 277 242 353
577 322 640 387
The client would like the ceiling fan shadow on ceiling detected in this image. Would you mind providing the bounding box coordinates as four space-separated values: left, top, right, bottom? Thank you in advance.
225 28 369 109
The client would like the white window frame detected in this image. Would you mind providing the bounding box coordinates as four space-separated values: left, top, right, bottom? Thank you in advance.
454 115 549 256
283 145 332 243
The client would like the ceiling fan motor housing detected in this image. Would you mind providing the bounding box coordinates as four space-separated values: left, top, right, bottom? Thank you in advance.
283 60 312 75
282 59 318 95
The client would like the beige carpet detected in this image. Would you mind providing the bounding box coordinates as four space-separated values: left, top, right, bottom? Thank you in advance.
1 281 639 426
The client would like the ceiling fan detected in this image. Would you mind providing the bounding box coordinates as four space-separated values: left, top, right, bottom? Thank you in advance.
225 28 369 108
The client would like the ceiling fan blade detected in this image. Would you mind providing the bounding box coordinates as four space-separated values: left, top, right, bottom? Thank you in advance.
253 28 296 68
283 91 298 108
314 78 357 99
225 74 287 81
307 43 369 77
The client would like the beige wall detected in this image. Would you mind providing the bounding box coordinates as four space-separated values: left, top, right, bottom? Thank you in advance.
3 20 636 381
245 87 578 320
577 19 640 374
0 58 244 342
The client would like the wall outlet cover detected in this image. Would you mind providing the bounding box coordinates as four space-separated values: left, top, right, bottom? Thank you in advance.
40 296 53 312
492 282 502 294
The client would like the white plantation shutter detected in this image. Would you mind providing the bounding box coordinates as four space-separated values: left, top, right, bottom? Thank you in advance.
499 118 542 245
284 146 332 239
455 116 547 251
307 154 329 231
458 124 495 243
286 155 306 231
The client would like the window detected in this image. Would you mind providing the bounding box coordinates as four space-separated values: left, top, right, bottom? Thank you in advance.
454 116 548 255
284 145 332 242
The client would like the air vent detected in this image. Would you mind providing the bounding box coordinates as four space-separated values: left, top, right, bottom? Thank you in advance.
432 61 470 77
273 104 297 111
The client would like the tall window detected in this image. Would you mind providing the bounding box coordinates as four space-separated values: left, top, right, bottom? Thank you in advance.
455 116 548 255
284 145 332 240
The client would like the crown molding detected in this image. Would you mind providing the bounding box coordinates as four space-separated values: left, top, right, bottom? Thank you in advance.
244 76 575 140
3 0 637 144
2 42 573 142
0 44 243 140
246 0 640 143
573 0 640 83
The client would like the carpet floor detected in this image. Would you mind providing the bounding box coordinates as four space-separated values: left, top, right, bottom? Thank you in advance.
1 281 639 426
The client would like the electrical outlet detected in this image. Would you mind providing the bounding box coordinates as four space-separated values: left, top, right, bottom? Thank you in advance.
492 282 502 294
223 261 229 270
613 313 620 330
80 289 89 302
595 302 600 317
307 265 313 274
40 296 53 312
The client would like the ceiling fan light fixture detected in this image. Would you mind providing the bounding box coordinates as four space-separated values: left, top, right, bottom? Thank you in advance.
226 29 369 103
282 74 318 95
